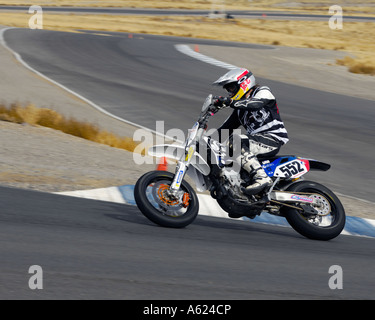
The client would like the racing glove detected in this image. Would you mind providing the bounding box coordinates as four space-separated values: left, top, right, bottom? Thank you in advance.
213 96 232 108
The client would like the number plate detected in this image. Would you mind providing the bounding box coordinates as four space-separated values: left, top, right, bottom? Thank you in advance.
274 160 308 179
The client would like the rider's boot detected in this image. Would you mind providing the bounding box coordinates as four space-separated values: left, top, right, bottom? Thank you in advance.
241 152 272 195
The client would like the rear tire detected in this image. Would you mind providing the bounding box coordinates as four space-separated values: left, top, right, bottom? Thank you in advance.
134 171 199 228
281 181 346 240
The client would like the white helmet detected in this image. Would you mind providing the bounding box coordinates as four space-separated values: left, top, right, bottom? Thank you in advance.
213 68 256 101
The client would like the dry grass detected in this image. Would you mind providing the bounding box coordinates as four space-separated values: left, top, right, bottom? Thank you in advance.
2 0 281 10
0 103 140 152
1 0 375 15
336 56 375 75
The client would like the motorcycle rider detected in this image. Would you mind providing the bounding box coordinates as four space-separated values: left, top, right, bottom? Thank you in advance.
213 68 289 195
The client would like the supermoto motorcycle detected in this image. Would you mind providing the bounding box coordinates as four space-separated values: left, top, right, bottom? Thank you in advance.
134 95 346 240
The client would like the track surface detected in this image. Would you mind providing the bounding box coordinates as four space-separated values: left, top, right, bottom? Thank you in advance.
1 29 375 300
4 29 375 201
1 186 375 300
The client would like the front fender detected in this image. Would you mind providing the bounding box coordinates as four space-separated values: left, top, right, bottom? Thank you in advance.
148 144 210 176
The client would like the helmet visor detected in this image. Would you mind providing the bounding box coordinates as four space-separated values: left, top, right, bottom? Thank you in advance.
223 82 239 97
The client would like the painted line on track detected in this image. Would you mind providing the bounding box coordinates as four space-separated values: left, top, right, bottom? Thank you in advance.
175 44 238 70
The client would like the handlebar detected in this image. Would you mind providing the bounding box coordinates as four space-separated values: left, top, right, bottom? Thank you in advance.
213 96 232 107
197 94 232 127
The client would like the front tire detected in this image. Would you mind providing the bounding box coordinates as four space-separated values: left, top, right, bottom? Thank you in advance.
134 171 199 228
281 181 346 240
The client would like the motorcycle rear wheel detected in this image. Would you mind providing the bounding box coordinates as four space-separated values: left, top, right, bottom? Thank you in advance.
134 170 199 228
281 181 346 240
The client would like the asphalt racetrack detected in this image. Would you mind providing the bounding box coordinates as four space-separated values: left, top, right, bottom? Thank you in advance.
1 186 375 300
1 29 375 300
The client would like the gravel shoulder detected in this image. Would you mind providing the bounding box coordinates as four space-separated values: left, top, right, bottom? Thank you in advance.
0 26 373 220
0 121 156 193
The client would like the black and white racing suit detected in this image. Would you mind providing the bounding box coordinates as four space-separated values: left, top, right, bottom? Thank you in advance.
218 85 289 159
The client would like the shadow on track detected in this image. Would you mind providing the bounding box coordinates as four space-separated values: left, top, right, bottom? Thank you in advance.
105 202 302 242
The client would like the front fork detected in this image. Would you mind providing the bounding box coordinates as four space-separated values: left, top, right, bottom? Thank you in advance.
170 161 188 194
168 131 202 197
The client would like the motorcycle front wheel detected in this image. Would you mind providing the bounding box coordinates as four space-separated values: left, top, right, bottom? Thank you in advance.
281 181 346 240
134 170 199 228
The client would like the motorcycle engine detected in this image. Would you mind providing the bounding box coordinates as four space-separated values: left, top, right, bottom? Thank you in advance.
214 168 264 219
220 168 247 200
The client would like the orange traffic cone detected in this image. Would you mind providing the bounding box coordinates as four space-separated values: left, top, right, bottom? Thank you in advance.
157 157 168 171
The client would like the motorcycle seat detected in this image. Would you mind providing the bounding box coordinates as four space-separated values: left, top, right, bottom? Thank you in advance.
257 154 296 162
